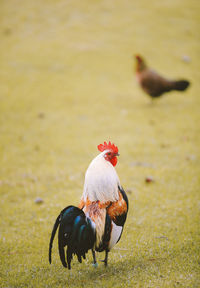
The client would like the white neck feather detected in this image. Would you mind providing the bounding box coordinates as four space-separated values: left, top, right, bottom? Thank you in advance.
83 151 120 203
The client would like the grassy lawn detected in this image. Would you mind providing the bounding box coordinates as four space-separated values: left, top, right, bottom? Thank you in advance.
0 0 199 287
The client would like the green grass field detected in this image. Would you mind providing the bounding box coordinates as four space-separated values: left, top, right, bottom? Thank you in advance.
0 0 199 287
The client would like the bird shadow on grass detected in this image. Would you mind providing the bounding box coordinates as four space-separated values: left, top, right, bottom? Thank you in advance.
61 254 168 286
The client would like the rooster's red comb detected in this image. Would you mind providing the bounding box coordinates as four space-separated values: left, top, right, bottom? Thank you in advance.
97 141 118 154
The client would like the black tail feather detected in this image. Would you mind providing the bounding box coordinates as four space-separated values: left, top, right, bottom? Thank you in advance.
173 80 190 91
49 213 60 264
58 230 68 268
49 205 96 269
49 206 70 264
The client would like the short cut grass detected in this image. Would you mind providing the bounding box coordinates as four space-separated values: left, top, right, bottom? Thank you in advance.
0 0 199 287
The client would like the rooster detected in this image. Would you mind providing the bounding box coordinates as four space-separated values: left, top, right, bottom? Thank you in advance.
135 55 190 98
49 141 128 270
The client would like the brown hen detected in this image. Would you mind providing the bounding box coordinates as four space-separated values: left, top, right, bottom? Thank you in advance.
135 55 190 98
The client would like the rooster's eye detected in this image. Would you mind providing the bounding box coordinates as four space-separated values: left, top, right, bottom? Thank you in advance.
107 152 111 156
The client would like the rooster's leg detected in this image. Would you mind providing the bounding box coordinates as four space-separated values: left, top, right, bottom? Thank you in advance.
100 249 109 266
92 249 98 267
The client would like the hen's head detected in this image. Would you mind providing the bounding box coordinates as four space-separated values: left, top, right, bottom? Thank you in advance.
98 141 119 167
135 55 146 72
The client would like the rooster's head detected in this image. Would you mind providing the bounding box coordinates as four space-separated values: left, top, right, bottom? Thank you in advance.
97 141 119 167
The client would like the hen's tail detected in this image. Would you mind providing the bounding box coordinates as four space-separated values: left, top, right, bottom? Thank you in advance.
49 205 96 269
172 80 190 91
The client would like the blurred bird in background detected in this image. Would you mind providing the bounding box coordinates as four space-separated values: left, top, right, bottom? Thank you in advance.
134 55 190 99
49 141 128 270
